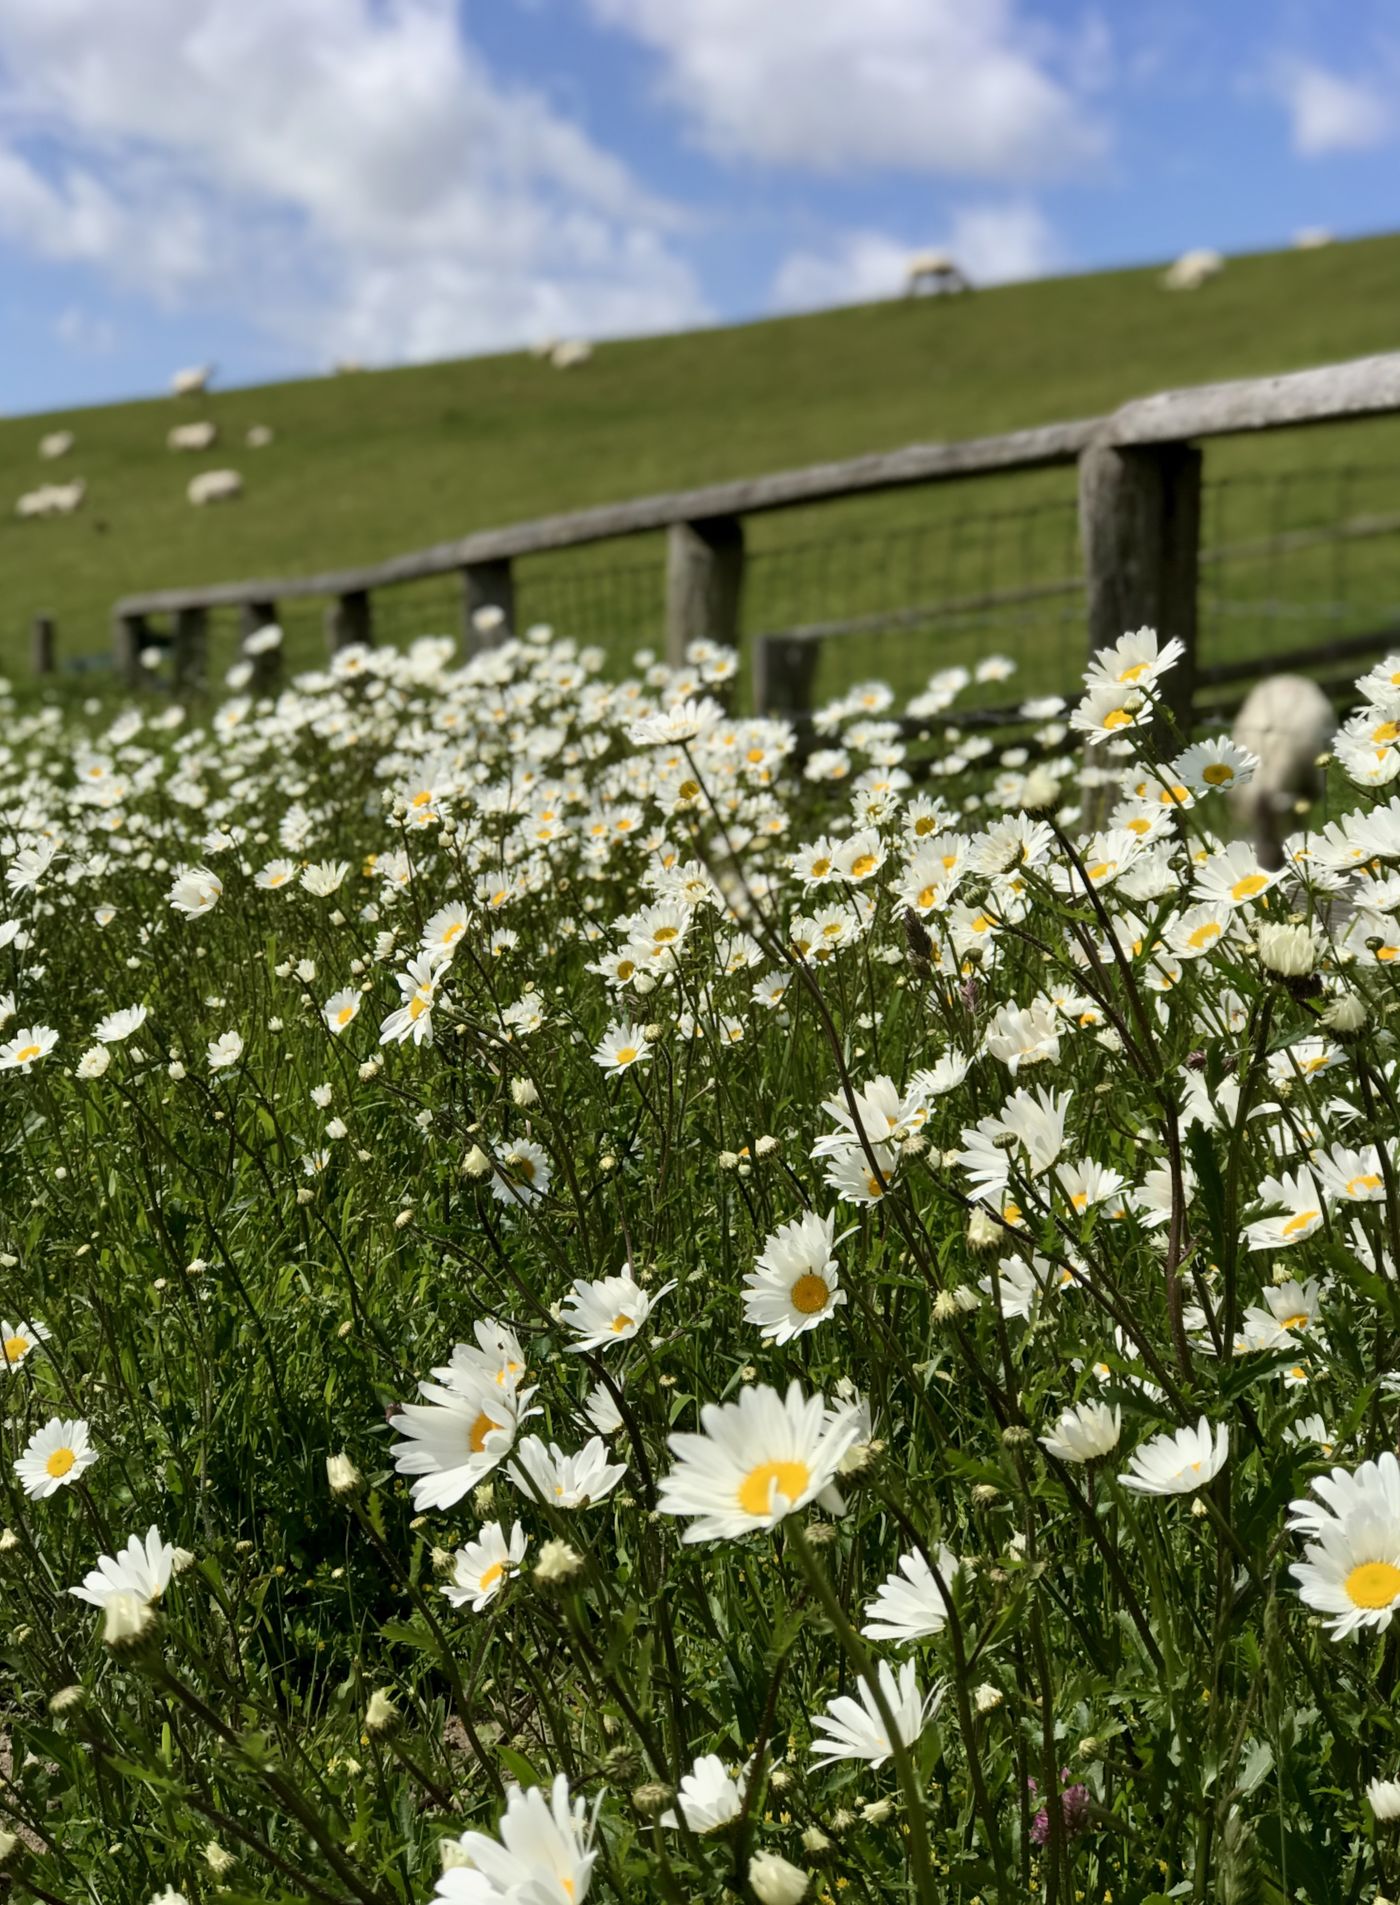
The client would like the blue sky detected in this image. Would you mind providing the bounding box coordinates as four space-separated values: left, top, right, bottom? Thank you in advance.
0 0 1396 415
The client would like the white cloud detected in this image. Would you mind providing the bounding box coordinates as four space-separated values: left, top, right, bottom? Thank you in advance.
771 203 1061 313
54 305 118 355
588 0 1108 180
1270 59 1393 157
0 0 709 367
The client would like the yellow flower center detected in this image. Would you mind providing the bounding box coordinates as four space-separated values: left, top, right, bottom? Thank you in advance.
1346 1559 1400 1609
478 1562 504 1593
1231 873 1269 901
46 1447 76 1478
849 854 877 879
441 922 465 944
810 857 832 878
1118 660 1149 682
336 1005 355 1026
737 1458 811 1518
408 995 429 1021
1158 784 1190 805
916 886 936 910
1373 720 1400 745
1277 1311 1310 1331
469 1412 502 1455
1379 947 1399 963
1188 923 1221 949
1003 1202 1022 1225
1202 762 1234 786
1103 707 1133 730
1348 1174 1382 1196
610 1313 634 1334
1085 861 1115 883
411 790 433 807
3 1335 32 1363
653 925 679 943
790 1272 832 1315
678 779 700 800
1281 1209 1319 1237
1125 817 1152 836
14 1044 40 1065
614 1046 637 1066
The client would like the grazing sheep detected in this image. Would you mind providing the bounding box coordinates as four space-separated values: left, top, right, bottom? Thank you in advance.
167 420 219 452
245 424 274 448
1293 227 1334 250
1231 674 1336 867
171 365 214 397
1162 248 1225 291
16 478 86 519
39 430 75 460
332 359 363 376
187 469 243 507
529 337 558 360
905 250 971 295
549 339 593 369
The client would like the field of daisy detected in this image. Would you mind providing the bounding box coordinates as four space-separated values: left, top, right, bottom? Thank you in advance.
4 618 1400 1905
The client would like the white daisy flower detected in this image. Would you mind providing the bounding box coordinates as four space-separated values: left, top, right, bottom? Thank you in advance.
391 1373 538 1513
0 1318 50 1372
809 1658 940 1768
509 1434 627 1509
560 1270 674 1351
93 1004 148 1044
657 1380 864 1543
442 1521 528 1611
1118 1417 1228 1496
659 1755 748 1833
70 1526 177 1607
861 1545 960 1643
16 1416 98 1499
742 1211 847 1343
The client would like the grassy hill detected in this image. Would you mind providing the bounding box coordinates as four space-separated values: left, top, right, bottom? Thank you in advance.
4 233 1400 689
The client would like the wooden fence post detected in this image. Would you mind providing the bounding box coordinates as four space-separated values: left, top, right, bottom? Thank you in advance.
1078 437 1202 738
324 590 372 654
753 635 820 715
30 615 55 677
665 516 744 668
172 607 208 691
113 611 148 687
462 558 515 652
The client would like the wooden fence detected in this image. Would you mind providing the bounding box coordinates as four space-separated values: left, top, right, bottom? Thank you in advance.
99 351 1400 713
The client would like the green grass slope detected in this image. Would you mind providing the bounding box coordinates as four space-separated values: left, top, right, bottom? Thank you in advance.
4 233 1400 677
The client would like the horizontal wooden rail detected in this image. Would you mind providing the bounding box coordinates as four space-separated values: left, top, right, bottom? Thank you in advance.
103 348 1400 698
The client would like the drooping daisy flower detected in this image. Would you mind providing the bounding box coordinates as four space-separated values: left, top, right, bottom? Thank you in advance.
391 1372 538 1512
167 867 222 917
93 1004 148 1044
0 1318 50 1372
380 952 448 1048
1368 1777 1400 1821
207 1030 243 1072
560 1269 674 1351
1243 1171 1325 1251
742 1211 848 1344
435 1320 529 1395
70 1526 177 1607
16 1417 98 1499
323 988 361 1034
436 1775 597 1905
1084 627 1185 691
1039 1400 1122 1464
1118 1417 1228 1496
301 860 350 897
442 1521 529 1612
809 1658 940 1768
0 1025 58 1071
660 1755 748 1833
861 1545 960 1643
509 1434 627 1509
657 1380 864 1543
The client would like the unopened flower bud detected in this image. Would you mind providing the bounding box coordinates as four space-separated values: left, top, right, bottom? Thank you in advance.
534 1539 584 1585
462 1145 492 1179
365 1690 399 1736
748 1850 809 1905
326 1453 363 1498
102 1590 156 1653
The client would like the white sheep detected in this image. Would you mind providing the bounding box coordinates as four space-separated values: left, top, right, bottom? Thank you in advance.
245 424 275 449
39 430 75 460
529 337 559 360
1293 227 1334 250
16 478 86 519
187 469 243 506
1231 674 1336 867
905 250 970 295
171 365 214 397
549 339 593 369
1162 248 1225 291
167 420 219 452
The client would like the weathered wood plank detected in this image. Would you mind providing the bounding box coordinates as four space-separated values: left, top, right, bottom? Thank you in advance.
1078 440 1202 736
665 517 744 666
1104 352 1400 446
462 558 515 652
30 615 55 676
